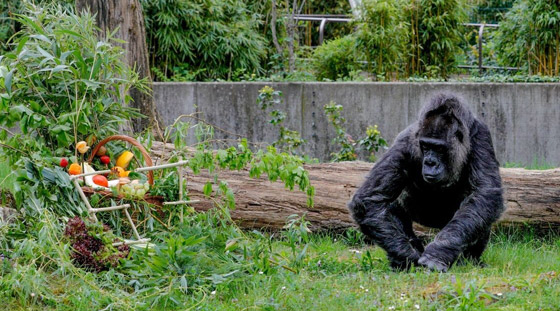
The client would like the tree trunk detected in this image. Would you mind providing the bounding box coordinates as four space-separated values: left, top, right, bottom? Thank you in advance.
151 143 560 232
76 0 163 135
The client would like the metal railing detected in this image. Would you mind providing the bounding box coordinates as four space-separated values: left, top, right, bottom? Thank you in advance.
293 14 352 45
293 15 519 73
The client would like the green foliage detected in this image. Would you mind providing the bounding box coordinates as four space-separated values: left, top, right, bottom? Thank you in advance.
0 0 22 54
141 0 266 81
358 125 387 162
404 0 468 78
355 0 408 79
324 102 387 162
441 278 496 310
257 86 305 153
495 0 560 75
301 0 353 45
467 0 513 23
281 214 311 271
312 0 469 80
0 4 144 166
311 35 362 81
324 102 358 161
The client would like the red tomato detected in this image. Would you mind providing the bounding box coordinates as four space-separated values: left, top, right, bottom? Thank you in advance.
92 175 109 187
100 155 111 165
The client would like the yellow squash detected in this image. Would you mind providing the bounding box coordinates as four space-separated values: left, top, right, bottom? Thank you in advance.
116 151 134 169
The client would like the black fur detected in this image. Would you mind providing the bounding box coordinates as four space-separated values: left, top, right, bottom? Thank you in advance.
348 93 504 272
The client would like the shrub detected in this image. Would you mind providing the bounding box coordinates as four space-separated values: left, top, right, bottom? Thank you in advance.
0 4 144 165
141 0 266 81
311 35 361 81
495 0 560 75
355 0 408 79
0 4 145 216
403 0 467 78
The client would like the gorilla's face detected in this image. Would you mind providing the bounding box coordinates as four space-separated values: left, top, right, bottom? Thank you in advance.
419 137 449 184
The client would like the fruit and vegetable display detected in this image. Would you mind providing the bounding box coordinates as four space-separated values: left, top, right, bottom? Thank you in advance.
64 139 151 199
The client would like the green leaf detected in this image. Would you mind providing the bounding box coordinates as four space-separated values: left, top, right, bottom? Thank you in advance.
16 36 30 54
4 70 13 96
203 181 213 196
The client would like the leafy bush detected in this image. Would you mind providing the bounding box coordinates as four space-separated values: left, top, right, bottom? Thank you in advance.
403 0 467 78
141 0 266 81
0 4 145 216
0 5 144 164
311 35 361 81
355 0 408 79
495 0 560 75
257 86 305 153
324 102 387 162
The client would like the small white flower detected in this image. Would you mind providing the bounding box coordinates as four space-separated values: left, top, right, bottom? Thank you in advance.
365 289 369 292
211 290 216 295
360 285 364 289
388 306 395 310
414 304 420 309
497 292 503 297
258 271 264 275
282 286 286 290
31 293 35 298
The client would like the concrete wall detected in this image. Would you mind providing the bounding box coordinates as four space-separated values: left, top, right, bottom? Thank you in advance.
154 82 560 166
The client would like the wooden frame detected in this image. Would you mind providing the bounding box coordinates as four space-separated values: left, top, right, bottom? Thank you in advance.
69 159 199 246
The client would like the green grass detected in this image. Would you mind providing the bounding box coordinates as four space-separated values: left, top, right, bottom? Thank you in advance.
503 159 557 170
3 227 559 311
202 230 560 311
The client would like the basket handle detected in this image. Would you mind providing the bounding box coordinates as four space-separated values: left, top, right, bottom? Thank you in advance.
88 135 154 185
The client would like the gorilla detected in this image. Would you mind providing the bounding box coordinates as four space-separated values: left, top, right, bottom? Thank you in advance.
348 93 504 272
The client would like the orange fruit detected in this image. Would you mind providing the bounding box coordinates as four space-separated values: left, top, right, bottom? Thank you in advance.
68 163 82 175
92 175 109 187
111 166 129 177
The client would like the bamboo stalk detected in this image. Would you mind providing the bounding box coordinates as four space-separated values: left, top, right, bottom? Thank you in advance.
163 200 200 206
90 204 130 213
123 207 141 241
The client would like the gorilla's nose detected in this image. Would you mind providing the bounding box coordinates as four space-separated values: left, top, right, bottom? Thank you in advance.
424 158 437 167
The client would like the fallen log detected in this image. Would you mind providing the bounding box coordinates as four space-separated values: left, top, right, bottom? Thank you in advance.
151 143 560 231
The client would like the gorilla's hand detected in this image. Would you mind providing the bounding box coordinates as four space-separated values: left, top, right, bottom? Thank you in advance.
418 246 450 272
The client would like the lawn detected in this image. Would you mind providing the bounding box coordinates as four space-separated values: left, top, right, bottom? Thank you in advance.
2 224 559 311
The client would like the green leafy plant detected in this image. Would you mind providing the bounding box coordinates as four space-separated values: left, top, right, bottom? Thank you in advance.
324 102 358 162
311 35 362 81
442 277 496 310
257 86 305 153
324 102 387 162
355 0 408 80
281 214 311 271
358 125 387 162
0 4 145 166
495 0 560 75
141 0 266 81
403 0 467 78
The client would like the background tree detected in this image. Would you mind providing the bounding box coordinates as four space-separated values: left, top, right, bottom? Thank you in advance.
75 0 163 135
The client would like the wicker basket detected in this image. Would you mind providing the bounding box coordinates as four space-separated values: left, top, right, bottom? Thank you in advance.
82 135 163 206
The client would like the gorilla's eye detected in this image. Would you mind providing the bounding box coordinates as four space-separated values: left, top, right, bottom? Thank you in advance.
419 137 448 153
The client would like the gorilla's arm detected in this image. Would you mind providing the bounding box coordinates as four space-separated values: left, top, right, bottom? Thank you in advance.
419 123 504 272
348 133 423 269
